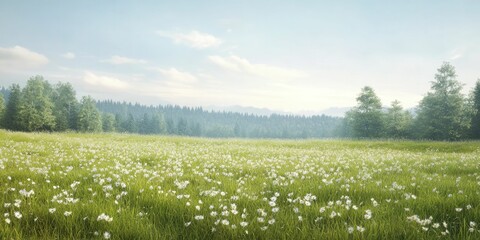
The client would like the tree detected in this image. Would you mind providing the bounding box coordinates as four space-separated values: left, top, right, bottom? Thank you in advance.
18 76 56 131
77 96 102 132
102 113 116 132
3 84 22 130
139 113 150 134
0 94 5 128
177 118 188 135
384 100 412 138
415 62 469 140
150 113 167 134
350 86 384 138
52 82 78 131
470 79 480 139
123 113 137 133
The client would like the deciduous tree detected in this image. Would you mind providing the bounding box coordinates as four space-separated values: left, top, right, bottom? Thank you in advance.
18 76 56 131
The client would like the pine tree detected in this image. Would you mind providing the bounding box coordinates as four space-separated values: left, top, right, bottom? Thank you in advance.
350 86 384 138
78 96 102 132
470 79 480 138
384 100 412 138
415 62 469 140
4 84 22 131
0 94 5 128
102 113 116 132
52 82 78 131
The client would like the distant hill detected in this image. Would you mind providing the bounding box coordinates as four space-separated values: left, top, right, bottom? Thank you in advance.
204 105 290 116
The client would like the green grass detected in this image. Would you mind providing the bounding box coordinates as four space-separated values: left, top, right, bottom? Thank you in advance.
0 130 479 239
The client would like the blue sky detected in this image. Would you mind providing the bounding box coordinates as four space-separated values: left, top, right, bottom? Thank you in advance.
1 1 479 113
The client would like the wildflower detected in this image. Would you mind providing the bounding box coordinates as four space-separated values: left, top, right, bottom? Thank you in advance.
356 226 365 232
184 222 191 227
14 211 22 219
97 213 113 222
268 219 275 225
455 208 462 212
64 211 72 217
240 221 248 227
194 215 204 220
103 231 111 239
49 208 56 213
14 200 21 208
348 226 354 234
221 219 230 225
364 210 372 220
19 189 35 198
5 218 11 224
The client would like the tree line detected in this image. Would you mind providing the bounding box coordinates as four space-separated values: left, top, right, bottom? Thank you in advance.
0 77 342 138
0 62 478 140
342 62 480 140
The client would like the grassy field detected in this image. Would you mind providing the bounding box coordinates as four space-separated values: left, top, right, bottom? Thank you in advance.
0 130 479 239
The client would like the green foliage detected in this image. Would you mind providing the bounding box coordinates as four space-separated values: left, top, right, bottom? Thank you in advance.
177 118 188 135
384 100 412 138
150 113 167 134
52 82 79 131
0 94 4 128
415 62 470 140
18 76 56 131
470 79 480 138
3 84 22 131
350 86 384 138
102 113 116 132
78 96 102 132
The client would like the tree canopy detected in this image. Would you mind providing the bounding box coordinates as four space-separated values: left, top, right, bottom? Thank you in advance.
415 62 469 140
350 86 384 138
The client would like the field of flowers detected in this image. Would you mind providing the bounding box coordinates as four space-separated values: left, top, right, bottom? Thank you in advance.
0 130 479 239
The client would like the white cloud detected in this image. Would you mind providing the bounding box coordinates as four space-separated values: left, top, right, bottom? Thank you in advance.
156 30 222 49
208 55 307 79
83 71 129 89
449 48 464 61
103 55 147 65
155 67 197 83
62 52 75 59
0 46 48 69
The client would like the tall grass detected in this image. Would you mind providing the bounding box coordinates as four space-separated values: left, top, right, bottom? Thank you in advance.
0 130 479 239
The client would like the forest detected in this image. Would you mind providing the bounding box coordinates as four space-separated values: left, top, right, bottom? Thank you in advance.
0 62 479 140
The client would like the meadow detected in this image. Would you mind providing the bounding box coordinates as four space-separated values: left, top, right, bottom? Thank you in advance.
0 130 479 239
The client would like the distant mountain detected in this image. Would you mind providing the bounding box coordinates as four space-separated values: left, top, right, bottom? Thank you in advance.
318 107 351 117
204 105 352 118
204 105 290 116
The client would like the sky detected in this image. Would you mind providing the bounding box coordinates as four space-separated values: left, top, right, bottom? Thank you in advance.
1 0 479 114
